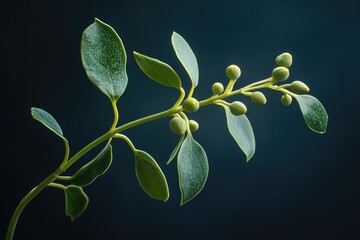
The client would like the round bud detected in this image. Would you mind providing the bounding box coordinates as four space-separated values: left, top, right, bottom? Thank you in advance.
226 64 241 80
182 97 200 113
169 117 186 135
281 94 292 106
275 52 293 68
290 81 310 94
212 82 224 95
189 120 199 132
272 67 290 83
229 101 247 115
250 91 267 105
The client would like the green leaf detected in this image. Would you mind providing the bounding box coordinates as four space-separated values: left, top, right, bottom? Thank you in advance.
171 32 199 87
81 18 128 101
167 134 185 165
224 106 256 161
294 94 328 134
135 150 169 201
31 107 66 140
64 185 89 221
133 51 182 89
177 135 209 205
71 141 113 187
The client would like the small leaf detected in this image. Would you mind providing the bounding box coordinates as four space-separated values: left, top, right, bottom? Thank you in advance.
178 135 209 205
133 51 182 89
71 141 113 187
224 106 256 161
64 185 89 221
135 150 169 201
167 134 185 165
294 94 328 134
171 32 199 87
31 107 66 140
81 18 128 101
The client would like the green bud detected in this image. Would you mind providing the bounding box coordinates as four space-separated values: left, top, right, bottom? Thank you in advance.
250 91 267 105
290 81 310 94
281 94 292 106
229 101 247 115
169 117 186 135
226 64 241 80
189 120 199 132
275 52 293 68
212 82 224 95
182 97 200 113
272 67 290 83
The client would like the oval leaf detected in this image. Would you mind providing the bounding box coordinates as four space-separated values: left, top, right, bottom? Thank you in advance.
294 94 328 134
71 141 113 187
171 32 199 87
224 106 256 162
177 135 209 205
133 51 182 89
81 18 128 101
31 107 65 140
64 185 89 221
135 150 169 201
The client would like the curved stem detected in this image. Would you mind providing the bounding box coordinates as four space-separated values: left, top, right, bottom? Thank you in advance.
110 100 119 129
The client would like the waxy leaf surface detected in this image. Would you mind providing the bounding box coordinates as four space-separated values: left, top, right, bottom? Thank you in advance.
135 150 169 201
294 94 328 134
31 107 65 140
71 141 113 187
172 32 199 87
224 106 255 161
81 18 128 101
133 52 182 89
178 135 208 205
64 185 89 221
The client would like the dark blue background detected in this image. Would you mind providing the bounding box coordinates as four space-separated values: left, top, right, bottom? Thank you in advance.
2 0 359 239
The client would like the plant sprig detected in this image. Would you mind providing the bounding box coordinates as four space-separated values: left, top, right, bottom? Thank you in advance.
6 18 328 240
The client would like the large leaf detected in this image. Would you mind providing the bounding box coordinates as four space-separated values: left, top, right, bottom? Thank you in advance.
133 52 182 89
135 150 169 201
71 141 113 187
81 18 128 101
224 106 256 161
31 107 66 140
171 32 199 87
294 94 328 134
177 135 208 205
64 185 89 221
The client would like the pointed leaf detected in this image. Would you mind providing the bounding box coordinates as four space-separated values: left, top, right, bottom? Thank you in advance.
71 141 113 187
31 107 66 140
224 106 256 161
81 18 128 101
133 51 182 89
135 150 169 201
178 135 209 205
64 185 89 221
167 134 185 165
171 32 199 87
294 94 328 134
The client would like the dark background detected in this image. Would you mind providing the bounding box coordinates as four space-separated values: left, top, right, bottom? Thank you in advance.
1 0 359 239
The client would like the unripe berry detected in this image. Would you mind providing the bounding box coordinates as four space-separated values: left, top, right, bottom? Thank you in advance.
226 64 241 80
169 117 186 135
281 94 292 106
276 52 293 68
229 101 247 115
189 120 199 132
182 97 200 113
250 91 267 105
212 82 224 95
272 67 290 83
290 81 310 94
